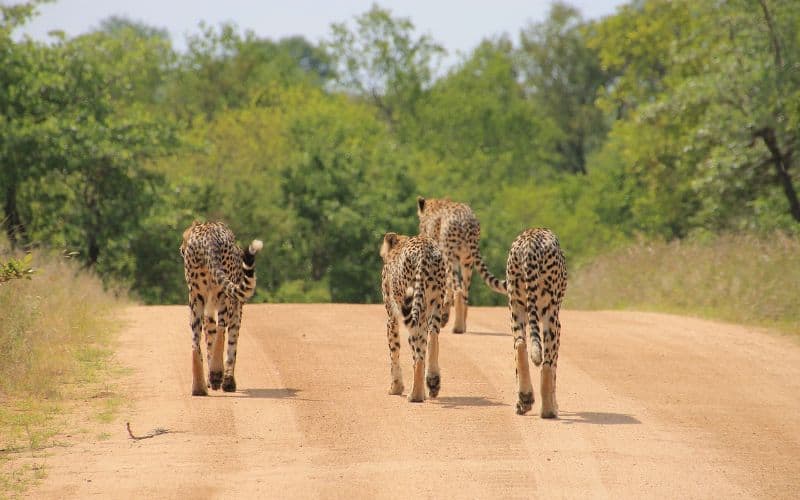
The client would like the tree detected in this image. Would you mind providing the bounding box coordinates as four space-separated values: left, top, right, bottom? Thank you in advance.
96 15 170 41
0 1 53 247
278 88 417 302
92 16 175 107
591 0 800 234
517 2 612 175
412 38 561 196
326 4 445 130
3 25 179 279
168 24 331 120
752 0 800 222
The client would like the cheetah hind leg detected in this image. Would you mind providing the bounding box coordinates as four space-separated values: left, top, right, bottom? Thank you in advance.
189 296 207 396
450 258 467 334
540 365 558 418
221 308 242 393
386 315 404 395
426 332 441 398
515 342 534 415
453 262 473 334
408 360 426 403
407 331 426 403
510 289 533 415
452 292 467 334
206 315 224 390
539 314 560 418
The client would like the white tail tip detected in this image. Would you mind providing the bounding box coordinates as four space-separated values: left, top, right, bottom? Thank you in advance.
250 240 263 253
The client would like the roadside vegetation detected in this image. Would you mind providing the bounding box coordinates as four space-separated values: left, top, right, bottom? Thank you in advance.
568 233 800 334
0 244 124 495
2 0 798 308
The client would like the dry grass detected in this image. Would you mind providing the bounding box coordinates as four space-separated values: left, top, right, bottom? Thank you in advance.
567 233 800 334
0 244 125 495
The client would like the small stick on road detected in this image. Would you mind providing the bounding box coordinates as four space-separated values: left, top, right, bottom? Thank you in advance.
126 422 169 440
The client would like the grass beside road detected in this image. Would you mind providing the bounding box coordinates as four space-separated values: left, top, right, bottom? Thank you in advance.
0 245 125 496
567 232 800 335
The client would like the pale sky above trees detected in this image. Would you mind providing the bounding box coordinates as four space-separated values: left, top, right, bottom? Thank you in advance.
19 0 626 65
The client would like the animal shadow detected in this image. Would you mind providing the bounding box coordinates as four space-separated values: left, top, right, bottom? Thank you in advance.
558 411 641 425
434 396 508 409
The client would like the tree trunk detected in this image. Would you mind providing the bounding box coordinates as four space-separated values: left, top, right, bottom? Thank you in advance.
3 182 28 248
758 0 784 69
87 232 100 267
83 182 101 267
755 0 800 221
756 127 800 223
775 156 800 223
573 132 588 175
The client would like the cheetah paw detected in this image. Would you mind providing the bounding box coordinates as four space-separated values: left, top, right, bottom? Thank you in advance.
426 373 441 398
221 376 236 392
388 380 404 395
516 392 534 415
209 371 223 391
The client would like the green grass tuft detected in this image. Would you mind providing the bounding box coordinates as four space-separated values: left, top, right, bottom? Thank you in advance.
567 232 800 334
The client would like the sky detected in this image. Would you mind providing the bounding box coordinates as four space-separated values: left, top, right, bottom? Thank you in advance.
16 0 627 62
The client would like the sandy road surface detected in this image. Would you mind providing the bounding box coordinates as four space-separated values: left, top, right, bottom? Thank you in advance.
30 304 800 499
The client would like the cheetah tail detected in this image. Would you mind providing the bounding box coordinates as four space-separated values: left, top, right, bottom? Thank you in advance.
236 239 263 300
474 250 507 294
401 269 424 329
213 239 263 303
243 239 263 276
527 289 543 368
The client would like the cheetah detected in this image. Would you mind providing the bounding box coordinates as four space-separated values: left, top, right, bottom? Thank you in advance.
380 232 449 402
180 221 263 396
416 196 506 333
505 228 567 417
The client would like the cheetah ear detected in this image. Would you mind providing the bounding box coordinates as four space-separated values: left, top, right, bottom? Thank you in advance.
417 196 426 214
383 232 399 248
381 232 398 261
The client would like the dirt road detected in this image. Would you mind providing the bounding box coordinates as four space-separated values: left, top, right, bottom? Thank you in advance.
31 304 800 498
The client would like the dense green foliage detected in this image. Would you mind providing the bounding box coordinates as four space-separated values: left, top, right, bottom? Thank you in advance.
2 1 798 305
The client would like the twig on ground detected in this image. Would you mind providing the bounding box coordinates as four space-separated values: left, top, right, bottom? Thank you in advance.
126 422 169 440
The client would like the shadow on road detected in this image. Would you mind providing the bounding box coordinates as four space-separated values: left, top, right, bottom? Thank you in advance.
558 411 641 425
433 396 508 409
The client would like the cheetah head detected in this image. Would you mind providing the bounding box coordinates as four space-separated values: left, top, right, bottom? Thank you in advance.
380 232 408 262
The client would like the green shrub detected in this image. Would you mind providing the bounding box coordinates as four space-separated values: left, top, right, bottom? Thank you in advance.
0 254 34 283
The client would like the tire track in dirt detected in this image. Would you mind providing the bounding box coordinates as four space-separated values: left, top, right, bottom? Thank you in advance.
248 304 537 498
